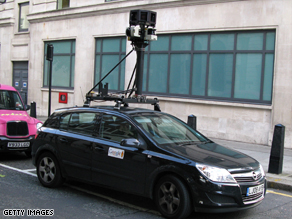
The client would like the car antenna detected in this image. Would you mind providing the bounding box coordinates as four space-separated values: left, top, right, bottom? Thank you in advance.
84 10 160 112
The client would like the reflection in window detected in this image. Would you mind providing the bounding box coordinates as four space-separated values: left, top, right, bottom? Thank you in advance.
67 113 97 135
95 37 126 91
19 2 29 32
43 40 75 88
57 0 70 9
133 113 208 145
100 115 137 142
144 30 275 104
0 90 24 110
208 54 233 98
234 53 262 99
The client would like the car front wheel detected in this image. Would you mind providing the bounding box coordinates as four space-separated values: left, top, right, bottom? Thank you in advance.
154 175 192 219
36 152 64 188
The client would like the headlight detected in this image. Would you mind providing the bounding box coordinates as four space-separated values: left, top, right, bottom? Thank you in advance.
196 163 236 183
259 164 265 177
36 122 43 130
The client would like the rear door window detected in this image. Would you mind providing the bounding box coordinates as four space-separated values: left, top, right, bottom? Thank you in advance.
60 112 99 136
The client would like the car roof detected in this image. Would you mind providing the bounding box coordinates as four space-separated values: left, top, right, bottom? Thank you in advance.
53 105 161 116
0 84 17 91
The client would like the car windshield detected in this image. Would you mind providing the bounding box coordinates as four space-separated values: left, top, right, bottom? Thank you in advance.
133 113 209 145
0 90 24 110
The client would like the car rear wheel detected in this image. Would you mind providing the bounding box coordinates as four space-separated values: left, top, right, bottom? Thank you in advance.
154 175 192 219
36 152 64 188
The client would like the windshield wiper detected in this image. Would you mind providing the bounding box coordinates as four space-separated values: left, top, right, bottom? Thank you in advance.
178 141 201 146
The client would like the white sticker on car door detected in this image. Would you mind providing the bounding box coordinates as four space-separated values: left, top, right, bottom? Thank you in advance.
108 147 125 159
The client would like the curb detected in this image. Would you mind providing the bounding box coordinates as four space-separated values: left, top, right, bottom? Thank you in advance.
267 180 292 192
266 174 292 192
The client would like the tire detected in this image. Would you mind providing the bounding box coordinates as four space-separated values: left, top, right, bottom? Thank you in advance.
154 175 192 219
36 152 64 188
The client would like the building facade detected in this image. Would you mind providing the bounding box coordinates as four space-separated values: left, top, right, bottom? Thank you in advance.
0 0 291 148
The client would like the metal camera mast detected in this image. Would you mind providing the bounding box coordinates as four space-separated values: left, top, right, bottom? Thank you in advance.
84 10 160 111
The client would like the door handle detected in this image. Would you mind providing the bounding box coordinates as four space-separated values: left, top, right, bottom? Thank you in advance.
59 138 68 143
94 146 105 151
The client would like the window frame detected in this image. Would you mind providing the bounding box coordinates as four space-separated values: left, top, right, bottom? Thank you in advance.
43 40 75 89
18 2 29 32
143 30 275 105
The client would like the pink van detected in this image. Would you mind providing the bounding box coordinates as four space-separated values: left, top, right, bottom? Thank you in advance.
0 84 42 156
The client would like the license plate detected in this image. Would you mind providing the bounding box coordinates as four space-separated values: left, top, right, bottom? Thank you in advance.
247 184 264 196
7 142 30 148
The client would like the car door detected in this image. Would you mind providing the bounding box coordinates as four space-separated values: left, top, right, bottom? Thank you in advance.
91 113 147 195
56 112 99 182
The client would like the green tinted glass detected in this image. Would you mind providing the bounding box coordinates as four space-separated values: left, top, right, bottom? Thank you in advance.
52 56 71 87
121 38 126 52
51 41 72 53
103 38 120 52
237 33 263 50
266 32 275 50
96 40 101 52
101 55 119 90
149 54 168 93
210 34 234 50
192 54 207 96
143 54 148 92
150 35 169 51
120 55 125 90
169 54 191 94
194 35 208 50
208 54 233 97
234 53 262 100
263 54 274 101
94 55 101 84
171 35 192 51
71 56 75 87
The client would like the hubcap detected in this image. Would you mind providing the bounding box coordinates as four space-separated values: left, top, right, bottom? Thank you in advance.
39 157 56 183
158 182 180 214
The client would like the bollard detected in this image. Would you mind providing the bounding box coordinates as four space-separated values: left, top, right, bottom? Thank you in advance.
187 114 197 130
268 124 285 174
30 101 37 118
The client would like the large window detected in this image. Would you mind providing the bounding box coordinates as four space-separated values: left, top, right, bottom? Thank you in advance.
43 40 75 88
94 37 126 91
143 30 275 104
19 2 29 32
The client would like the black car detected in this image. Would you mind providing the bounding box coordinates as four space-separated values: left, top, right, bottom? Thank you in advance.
32 106 266 219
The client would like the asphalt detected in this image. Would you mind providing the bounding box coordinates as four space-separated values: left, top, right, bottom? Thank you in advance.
37 115 292 193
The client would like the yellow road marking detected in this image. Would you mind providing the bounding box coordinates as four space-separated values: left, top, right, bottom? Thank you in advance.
267 190 292 198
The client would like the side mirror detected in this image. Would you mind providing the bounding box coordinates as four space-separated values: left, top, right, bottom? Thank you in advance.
120 138 141 148
25 105 31 111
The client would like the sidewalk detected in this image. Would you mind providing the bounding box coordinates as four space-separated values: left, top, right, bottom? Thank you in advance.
37 116 292 192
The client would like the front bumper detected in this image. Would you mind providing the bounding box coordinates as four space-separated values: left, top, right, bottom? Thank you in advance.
0 136 35 152
191 177 267 213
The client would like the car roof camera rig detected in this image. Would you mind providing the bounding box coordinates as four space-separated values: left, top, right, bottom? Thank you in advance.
84 10 160 111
